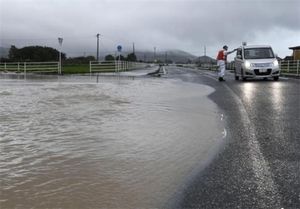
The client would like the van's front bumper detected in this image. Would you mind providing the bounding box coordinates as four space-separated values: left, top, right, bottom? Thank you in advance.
244 67 280 78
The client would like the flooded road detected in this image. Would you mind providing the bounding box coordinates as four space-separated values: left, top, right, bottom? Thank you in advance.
0 75 224 208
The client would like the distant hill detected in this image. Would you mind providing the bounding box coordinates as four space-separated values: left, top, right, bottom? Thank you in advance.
0 47 9 58
70 49 197 63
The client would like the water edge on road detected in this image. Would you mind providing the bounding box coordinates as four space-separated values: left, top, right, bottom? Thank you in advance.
0 75 225 208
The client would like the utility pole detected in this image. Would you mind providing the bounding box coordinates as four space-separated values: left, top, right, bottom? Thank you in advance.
133 42 135 54
58 37 63 75
96 33 100 61
204 45 206 56
165 51 167 63
154 46 156 62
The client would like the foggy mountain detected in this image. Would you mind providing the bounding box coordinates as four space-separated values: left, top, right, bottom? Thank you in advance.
194 55 216 64
131 49 197 63
0 47 9 58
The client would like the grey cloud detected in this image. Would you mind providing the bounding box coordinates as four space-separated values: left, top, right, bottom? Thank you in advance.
1 0 299 57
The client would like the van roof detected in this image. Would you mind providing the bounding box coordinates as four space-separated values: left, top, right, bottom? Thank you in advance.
242 45 272 49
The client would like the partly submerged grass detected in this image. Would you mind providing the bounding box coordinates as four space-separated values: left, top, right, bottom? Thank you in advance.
62 64 117 74
62 64 89 74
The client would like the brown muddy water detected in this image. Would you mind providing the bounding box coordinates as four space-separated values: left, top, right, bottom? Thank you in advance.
0 75 224 209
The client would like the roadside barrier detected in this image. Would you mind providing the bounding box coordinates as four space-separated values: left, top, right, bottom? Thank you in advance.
176 64 197 68
280 60 300 77
89 61 149 74
0 62 59 74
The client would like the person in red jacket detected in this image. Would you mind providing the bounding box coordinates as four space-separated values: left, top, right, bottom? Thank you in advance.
217 45 236 81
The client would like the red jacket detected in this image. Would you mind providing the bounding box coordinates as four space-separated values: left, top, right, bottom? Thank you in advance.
217 50 227 61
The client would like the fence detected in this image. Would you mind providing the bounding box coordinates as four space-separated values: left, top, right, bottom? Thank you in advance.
0 62 60 74
279 60 299 76
89 61 149 74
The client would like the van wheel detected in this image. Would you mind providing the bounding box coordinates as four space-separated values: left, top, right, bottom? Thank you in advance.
234 70 239 80
241 68 246 81
274 76 279 81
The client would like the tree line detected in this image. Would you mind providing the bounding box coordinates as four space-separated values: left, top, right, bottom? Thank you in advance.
6 45 66 62
104 53 137 62
1 45 138 63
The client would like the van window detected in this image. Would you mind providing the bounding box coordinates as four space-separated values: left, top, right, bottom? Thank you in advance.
244 48 274 59
237 49 242 58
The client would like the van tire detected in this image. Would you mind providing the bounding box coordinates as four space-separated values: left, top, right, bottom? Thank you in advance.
241 68 246 81
234 69 239 80
274 76 279 81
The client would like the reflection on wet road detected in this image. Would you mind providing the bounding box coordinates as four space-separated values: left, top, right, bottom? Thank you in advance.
170 68 300 209
236 79 300 208
0 75 224 208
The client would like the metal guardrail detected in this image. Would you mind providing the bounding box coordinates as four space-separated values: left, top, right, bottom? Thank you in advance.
89 61 149 74
0 62 60 74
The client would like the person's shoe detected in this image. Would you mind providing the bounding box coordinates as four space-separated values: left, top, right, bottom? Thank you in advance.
218 77 223 81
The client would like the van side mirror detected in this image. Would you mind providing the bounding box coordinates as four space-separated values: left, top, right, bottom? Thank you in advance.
236 55 242 59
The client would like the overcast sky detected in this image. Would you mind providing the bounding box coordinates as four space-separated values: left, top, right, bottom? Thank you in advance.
0 0 299 58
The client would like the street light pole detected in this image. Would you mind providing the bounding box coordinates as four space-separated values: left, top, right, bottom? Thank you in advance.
58 37 63 75
96 34 100 62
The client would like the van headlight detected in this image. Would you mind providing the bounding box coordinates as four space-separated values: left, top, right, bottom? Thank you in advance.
244 61 251 69
273 60 279 67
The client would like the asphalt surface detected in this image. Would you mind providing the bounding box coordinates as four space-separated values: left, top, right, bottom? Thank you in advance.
166 67 300 209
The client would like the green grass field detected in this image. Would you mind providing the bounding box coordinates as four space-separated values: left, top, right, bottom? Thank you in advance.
0 64 118 74
0 63 151 74
61 64 89 74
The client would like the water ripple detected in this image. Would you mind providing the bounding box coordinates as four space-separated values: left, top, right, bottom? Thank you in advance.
0 77 224 208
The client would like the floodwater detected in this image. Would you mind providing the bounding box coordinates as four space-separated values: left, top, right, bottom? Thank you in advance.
0 74 224 209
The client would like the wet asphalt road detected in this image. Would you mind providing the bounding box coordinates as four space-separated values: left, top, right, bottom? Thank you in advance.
166 67 300 209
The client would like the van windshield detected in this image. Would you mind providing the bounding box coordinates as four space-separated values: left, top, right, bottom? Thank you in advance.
244 48 274 59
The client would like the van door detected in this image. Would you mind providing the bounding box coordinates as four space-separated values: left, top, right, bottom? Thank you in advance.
234 48 243 76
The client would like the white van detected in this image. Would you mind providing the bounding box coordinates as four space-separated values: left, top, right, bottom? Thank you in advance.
234 45 280 81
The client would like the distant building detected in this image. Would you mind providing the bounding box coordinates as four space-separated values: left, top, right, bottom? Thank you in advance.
289 46 300 60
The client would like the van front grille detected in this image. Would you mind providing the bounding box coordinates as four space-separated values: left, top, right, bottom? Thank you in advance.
254 69 272 75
